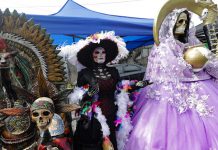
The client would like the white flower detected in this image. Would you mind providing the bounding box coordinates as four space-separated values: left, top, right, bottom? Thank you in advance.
196 102 206 114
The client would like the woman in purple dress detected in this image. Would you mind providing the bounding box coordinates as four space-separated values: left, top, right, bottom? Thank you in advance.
125 8 218 150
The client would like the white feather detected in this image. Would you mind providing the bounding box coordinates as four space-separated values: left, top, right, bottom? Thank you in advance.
95 107 110 137
68 86 86 104
116 88 133 150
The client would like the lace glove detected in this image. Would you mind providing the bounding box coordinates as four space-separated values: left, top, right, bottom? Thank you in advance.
136 80 152 87
87 84 99 97
81 84 99 103
128 80 152 92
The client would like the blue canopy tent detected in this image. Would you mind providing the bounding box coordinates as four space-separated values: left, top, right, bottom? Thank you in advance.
26 0 154 50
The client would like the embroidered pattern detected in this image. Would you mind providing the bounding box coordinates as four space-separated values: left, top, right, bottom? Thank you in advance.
146 81 213 116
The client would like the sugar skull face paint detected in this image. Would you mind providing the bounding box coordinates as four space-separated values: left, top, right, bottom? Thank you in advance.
93 47 106 64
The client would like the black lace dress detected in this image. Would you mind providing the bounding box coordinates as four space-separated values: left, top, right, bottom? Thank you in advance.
73 66 119 150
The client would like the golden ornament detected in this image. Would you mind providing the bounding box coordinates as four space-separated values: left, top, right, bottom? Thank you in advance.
183 45 208 69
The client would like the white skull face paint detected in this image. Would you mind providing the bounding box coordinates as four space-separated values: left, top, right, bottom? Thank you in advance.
93 47 106 64
174 12 188 35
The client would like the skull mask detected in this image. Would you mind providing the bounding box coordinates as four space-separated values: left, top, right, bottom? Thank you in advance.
31 97 54 131
92 47 106 64
0 38 11 68
0 53 7 64
174 12 188 35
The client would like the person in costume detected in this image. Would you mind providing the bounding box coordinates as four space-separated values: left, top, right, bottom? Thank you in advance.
69 31 129 150
124 1 218 150
60 31 150 150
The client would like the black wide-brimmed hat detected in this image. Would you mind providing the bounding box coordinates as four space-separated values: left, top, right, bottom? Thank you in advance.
77 38 119 68
59 31 129 70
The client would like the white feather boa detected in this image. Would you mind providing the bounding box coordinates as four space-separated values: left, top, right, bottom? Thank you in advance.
95 107 110 137
116 90 133 150
68 86 86 104
68 84 133 150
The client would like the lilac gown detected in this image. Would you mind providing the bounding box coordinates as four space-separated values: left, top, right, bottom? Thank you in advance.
125 9 218 150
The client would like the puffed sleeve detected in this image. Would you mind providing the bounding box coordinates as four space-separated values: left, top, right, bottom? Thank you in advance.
77 69 88 87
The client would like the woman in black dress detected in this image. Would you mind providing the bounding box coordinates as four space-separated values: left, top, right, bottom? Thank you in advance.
75 43 120 150
64 31 149 150
75 31 128 150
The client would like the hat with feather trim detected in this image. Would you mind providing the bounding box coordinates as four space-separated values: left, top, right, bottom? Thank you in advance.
59 31 129 69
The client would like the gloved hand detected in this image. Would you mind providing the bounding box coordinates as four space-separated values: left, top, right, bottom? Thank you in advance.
136 80 152 87
87 84 99 97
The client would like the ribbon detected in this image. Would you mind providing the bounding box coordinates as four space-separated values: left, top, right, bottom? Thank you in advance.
91 101 101 112
114 118 122 127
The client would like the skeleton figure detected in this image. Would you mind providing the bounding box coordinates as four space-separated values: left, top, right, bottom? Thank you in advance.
174 12 188 35
125 8 218 150
173 10 190 43
201 8 209 20
31 97 54 132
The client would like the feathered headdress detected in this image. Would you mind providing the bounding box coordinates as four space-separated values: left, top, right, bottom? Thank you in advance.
0 68 80 117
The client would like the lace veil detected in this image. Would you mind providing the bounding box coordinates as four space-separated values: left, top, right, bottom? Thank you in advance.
145 8 202 82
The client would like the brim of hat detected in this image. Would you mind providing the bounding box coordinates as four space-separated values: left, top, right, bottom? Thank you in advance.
77 39 118 68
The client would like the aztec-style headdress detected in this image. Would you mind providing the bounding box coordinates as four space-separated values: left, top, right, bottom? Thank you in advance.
0 69 80 149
